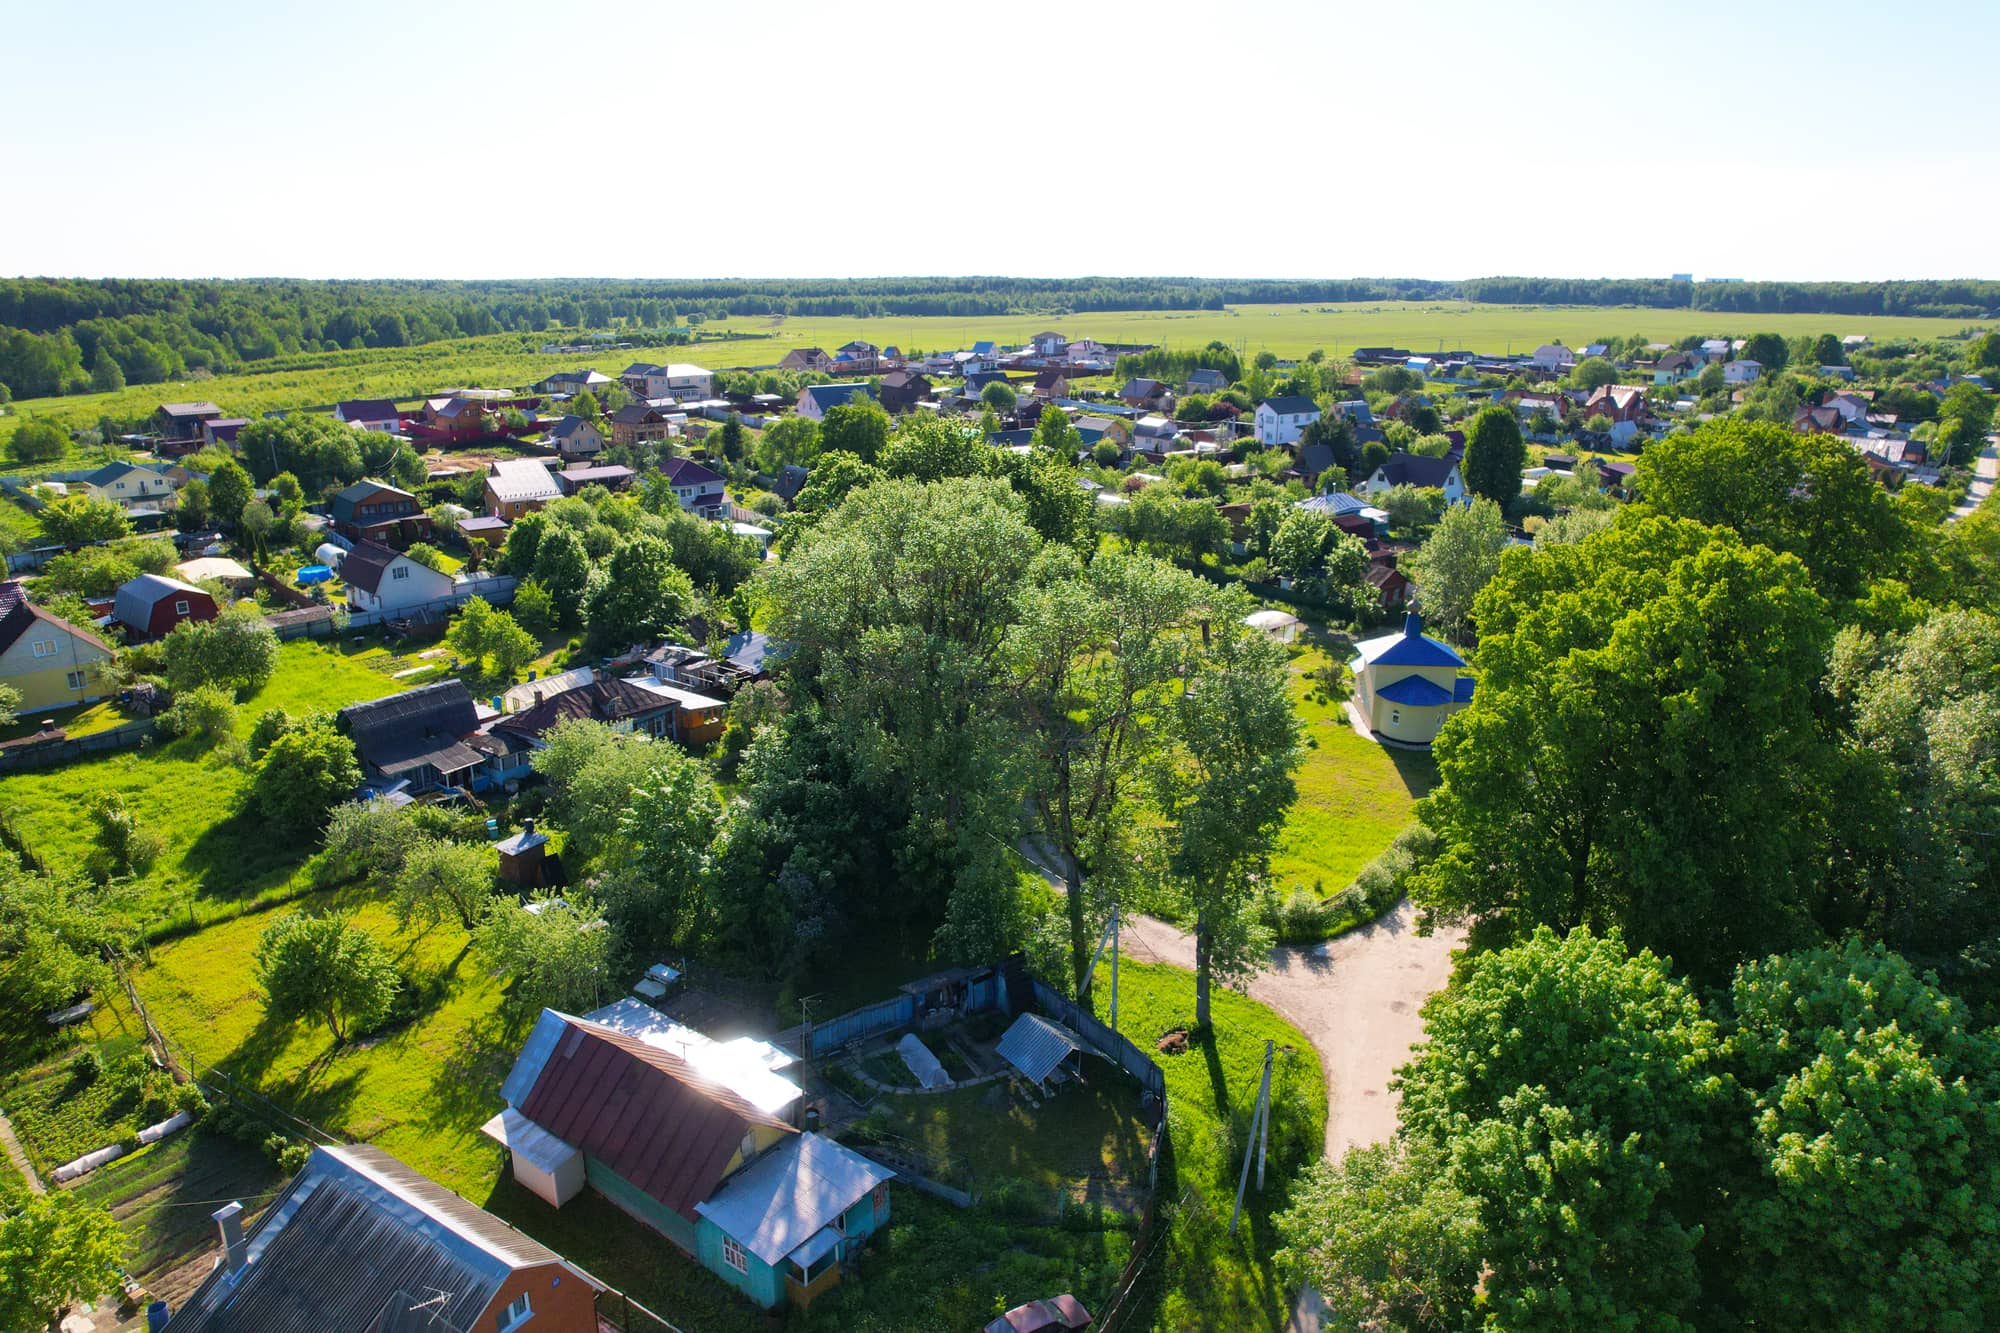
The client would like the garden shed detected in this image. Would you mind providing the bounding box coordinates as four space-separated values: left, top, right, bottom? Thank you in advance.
996 1013 1086 1092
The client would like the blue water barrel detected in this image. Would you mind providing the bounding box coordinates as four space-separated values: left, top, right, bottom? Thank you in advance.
148 1300 171 1332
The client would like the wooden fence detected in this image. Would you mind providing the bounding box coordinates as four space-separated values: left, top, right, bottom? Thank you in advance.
0 720 155 773
1029 978 1168 1100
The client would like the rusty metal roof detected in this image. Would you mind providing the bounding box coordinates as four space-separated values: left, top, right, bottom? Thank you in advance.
516 1015 796 1221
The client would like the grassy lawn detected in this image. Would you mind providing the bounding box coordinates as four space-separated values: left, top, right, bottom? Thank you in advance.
0 495 40 548
1267 643 1436 905
1088 960 1326 1332
0 637 421 932
71 1131 288 1299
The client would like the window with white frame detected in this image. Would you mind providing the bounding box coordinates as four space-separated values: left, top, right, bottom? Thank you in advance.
496 1292 532 1332
31 639 56 658
392 565 409 580
66 671 85 691
174 600 190 616
722 1235 748 1273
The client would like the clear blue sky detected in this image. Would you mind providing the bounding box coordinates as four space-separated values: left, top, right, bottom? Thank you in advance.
4 0 1993 281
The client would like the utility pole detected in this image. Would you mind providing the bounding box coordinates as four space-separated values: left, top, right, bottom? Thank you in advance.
1230 1040 1275 1235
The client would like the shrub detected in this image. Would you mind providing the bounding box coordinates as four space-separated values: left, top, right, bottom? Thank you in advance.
159 682 236 744
1346 822 1438 920
69 1047 104 1084
247 707 293 758
1264 887 1334 944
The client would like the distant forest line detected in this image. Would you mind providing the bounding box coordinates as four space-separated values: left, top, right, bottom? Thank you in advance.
3 275 1996 400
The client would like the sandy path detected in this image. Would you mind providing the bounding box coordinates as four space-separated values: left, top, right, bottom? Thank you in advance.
1114 900 1462 1157
1950 436 1998 521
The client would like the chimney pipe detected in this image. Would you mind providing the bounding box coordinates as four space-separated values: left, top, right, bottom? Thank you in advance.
522 818 535 837
215 1201 247 1275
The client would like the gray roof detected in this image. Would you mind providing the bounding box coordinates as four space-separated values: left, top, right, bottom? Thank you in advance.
167 1144 579 1333
339 680 482 778
996 1012 1084 1086
1260 395 1320 416
693 1132 893 1267
113 573 206 627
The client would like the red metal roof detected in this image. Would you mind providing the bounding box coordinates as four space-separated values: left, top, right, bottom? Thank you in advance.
518 1018 794 1221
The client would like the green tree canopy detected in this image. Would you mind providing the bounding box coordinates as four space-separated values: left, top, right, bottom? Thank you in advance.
1417 517 1836 981
0 1190 125 1333
583 534 693 652
254 911 399 1043
37 494 129 546
1405 497 1508 642
1633 418 1909 600
819 398 892 463
1459 405 1525 507
252 721 361 834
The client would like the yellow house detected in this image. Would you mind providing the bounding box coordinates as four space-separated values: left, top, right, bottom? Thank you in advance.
1349 611 1473 746
0 580 114 715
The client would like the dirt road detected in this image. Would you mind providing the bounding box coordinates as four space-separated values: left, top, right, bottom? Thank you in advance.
1116 900 1462 1157
1950 437 1998 522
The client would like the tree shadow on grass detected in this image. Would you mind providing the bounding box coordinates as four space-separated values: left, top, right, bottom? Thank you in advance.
421 1007 525 1137
181 805 317 905
1387 744 1439 798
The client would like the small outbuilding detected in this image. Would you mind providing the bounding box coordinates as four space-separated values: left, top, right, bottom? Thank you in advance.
112 573 217 640
480 1105 586 1209
996 1013 1086 1092
1242 608 1302 644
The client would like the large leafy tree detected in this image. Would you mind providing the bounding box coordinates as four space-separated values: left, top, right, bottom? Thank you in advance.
1827 608 2000 1011
819 398 892 463
446 597 538 682
160 605 279 695
1459 405 1525 507
1632 419 1908 600
474 892 617 1016
254 912 400 1042
1417 517 1836 982
583 534 693 651
752 477 1041 959
252 721 361 833
1010 551 1206 991
1726 942 2000 1332
0 1190 124 1333
1405 496 1508 642
207 458 253 529
1151 586 1302 1028
37 494 129 547
602 748 722 951
392 836 497 931
529 523 590 624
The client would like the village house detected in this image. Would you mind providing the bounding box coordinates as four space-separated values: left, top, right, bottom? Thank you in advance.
1362 452 1467 505
165 1144 603 1333
1031 368 1070 400
152 401 223 446
337 538 454 616
1118 377 1173 412
780 347 834 373
876 370 932 414
331 398 402 432
1348 611 1474 746
490 1007 895 1312
0 580 113 715
835 340 883 374
201 417 248 448
493 676 677 745
338 678 485 792
1254 394 1322 447
80 461 177 510
1530 344 1576 375
329 478 430 548
1724 359 1763 384
1028 331 1068 358
1583 384 1647 442
795 382 872 422
624 362 716 401
415 394 497 444
1650 352 1697 385
1184 367 1228 395
485 458 561 521
112 573 217 640
607 403 673 447
1066 339 1108 365
538 368 615 399
659 455 727 514
545 414 604 462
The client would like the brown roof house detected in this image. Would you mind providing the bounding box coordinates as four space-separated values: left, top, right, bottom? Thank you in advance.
485 458 561 521
489 1007 894 1312
166 1143 602 1333
329 478 430 549
876 370 932 414
336 539 454 616
0 580 113 715
780 347 833 373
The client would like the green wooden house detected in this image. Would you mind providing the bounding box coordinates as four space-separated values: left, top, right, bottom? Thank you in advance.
488 1006 895 1312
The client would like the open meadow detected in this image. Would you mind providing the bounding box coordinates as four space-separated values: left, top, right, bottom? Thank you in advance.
2 299 1981 462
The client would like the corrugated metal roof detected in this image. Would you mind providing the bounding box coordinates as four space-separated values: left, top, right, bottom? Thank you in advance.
168 1144 582 1333
997 1013 1083 1086
694 1133 893 1267
512 1013 796 1222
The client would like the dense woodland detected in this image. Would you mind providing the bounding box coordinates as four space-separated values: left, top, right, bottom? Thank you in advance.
3 275 1996 400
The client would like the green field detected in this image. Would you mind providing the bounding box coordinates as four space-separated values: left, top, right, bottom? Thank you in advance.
3 300 1981 458
0 637 425 931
